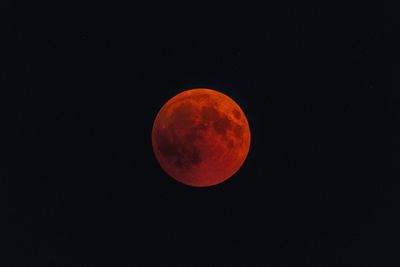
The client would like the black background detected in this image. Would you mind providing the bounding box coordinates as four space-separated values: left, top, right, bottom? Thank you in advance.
4 1 400 265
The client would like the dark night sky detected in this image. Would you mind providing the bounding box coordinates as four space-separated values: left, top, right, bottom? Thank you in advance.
4 1 400 265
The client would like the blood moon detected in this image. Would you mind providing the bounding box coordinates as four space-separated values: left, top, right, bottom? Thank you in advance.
152 88 251 187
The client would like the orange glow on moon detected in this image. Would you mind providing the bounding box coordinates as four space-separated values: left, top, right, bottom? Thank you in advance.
152 88 251 187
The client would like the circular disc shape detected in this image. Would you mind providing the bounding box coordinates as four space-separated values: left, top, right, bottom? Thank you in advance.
152 88 251 187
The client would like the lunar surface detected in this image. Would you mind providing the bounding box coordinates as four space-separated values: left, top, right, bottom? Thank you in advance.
152 88 251 187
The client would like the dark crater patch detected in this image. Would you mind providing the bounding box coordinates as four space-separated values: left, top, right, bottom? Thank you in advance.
227 139 234 148
155 128 203 169
169 103 196 130
232 109 241 120
213 115 232 136
201 105 220 122
201 105 234 136
232 124 244 139
155 102 208 170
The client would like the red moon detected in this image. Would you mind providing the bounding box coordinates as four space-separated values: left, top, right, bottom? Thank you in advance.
152 88 251 187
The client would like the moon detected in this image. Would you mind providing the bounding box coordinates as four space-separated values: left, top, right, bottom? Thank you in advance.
152 88 251 187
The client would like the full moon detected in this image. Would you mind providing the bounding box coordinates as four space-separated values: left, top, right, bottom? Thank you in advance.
152 88 251 187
